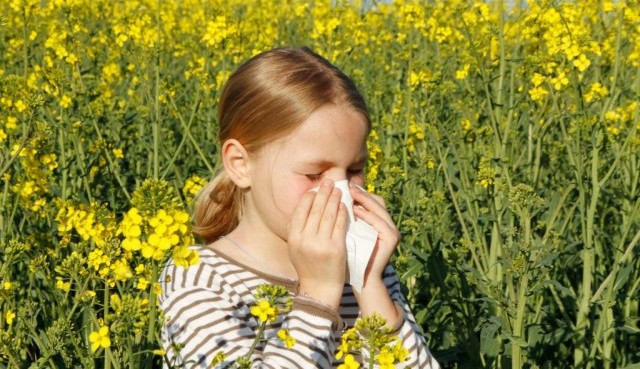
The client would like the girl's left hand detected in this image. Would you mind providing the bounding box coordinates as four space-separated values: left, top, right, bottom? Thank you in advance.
349 183 401 285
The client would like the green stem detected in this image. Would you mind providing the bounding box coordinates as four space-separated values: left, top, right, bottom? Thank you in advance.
435 145 484 275
512 215 531 369
152 0 162 179
164 96 212 176
1 177 10 242
22 5 28 76
575 134 601 368
495 0 506 155
512 273 529 369
0 112 35 179
368 347 375 369
247 322 267 359
91 120 131 201
58 129 68 199
145 263 160 369
104 281 111 369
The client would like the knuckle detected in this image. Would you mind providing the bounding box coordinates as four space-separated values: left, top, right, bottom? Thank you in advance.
322 210 336 224
372 194 386 207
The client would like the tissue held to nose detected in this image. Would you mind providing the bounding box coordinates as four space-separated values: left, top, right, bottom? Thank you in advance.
311 180 378 292
332 180 356 222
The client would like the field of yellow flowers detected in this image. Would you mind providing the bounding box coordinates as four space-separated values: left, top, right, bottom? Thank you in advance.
1 0 639 368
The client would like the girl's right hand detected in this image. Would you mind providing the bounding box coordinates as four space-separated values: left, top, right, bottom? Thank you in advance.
287 179 348 309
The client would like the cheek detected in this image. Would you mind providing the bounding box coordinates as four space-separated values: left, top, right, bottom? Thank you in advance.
351 175 365 187
273 178 314 219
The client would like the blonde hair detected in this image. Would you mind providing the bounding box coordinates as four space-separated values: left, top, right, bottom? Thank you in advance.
193 47 370 244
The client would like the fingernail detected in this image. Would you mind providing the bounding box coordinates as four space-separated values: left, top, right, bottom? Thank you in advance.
322 179 333 187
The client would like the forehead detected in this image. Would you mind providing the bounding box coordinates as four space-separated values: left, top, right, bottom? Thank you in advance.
280 105 369 160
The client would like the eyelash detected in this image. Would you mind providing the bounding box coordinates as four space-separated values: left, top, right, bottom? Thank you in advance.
306 169 363 182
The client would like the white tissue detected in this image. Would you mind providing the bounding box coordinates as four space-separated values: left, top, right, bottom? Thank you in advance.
312 180 378 292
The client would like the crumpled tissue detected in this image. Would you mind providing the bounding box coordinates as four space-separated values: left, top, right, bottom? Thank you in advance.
312 180 378 292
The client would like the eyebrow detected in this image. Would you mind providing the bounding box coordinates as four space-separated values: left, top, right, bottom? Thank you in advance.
302 154 369 168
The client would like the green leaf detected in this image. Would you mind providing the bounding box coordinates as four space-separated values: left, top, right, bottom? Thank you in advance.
480 323 501 357
613 263 633 292
619 364 640 369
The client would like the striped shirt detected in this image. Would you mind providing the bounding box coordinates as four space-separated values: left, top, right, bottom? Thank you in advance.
159 245 440 368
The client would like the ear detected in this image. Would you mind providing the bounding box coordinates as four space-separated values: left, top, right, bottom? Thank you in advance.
221 139 251 189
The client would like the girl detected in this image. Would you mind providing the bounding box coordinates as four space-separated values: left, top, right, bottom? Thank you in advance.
159 47 439 368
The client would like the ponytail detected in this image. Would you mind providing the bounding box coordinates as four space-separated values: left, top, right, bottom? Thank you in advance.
192 170 243 244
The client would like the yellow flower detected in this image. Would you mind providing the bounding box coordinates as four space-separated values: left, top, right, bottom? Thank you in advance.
3 281 12 290
528 86 549 103
182 175 207 202
338 354 361 369
111 294 122 315
112 148 124 159
173 245 200 268
30 198 47 212
60 94 72 109
573 53 590 72
153 349 166 356
137 277 150 290
392 340 409 362
461 118 472 133
0 129 6 142
153 282 163 295
41 153 58 170
111 259 133 281
376 347 396 369
210 351 227 366
477 178 493 188
6 116 17 130
250 299 277 323
277 328 296 349
336 327 362 360
14 100 27 113
551 71 569 91
56 278 71 292
584 82 609 103
89 325 111 352
6 310 16 325
530 72 546 87
455 63 470 80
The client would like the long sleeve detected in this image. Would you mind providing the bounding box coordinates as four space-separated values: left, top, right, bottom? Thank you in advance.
382 265 440 369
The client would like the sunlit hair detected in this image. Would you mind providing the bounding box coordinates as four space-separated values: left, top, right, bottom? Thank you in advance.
193 46 370 243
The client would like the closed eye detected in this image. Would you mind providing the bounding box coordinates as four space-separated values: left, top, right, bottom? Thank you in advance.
348 168 364 177
306 173 323 182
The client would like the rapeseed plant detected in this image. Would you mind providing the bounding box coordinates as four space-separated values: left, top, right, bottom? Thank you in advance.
1 0 639 367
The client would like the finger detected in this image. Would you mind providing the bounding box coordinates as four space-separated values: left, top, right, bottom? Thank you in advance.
353 204 395 234
332 202 349 241
305 179 335 232
354 205 401 250
350 185 394 225
288 190 316 236
317 187 342 236
350 183 386 209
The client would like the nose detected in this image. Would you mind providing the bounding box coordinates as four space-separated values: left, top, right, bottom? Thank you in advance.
322 169 348 184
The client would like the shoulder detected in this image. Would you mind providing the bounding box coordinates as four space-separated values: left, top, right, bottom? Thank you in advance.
158 246 237 300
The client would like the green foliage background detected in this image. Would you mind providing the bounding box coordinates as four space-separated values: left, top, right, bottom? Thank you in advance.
1 0 639 368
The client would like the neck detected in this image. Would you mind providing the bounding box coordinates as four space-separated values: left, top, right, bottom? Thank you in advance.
227 219 298 279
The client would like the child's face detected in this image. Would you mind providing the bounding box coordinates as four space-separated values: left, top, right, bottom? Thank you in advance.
247 104 369 241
